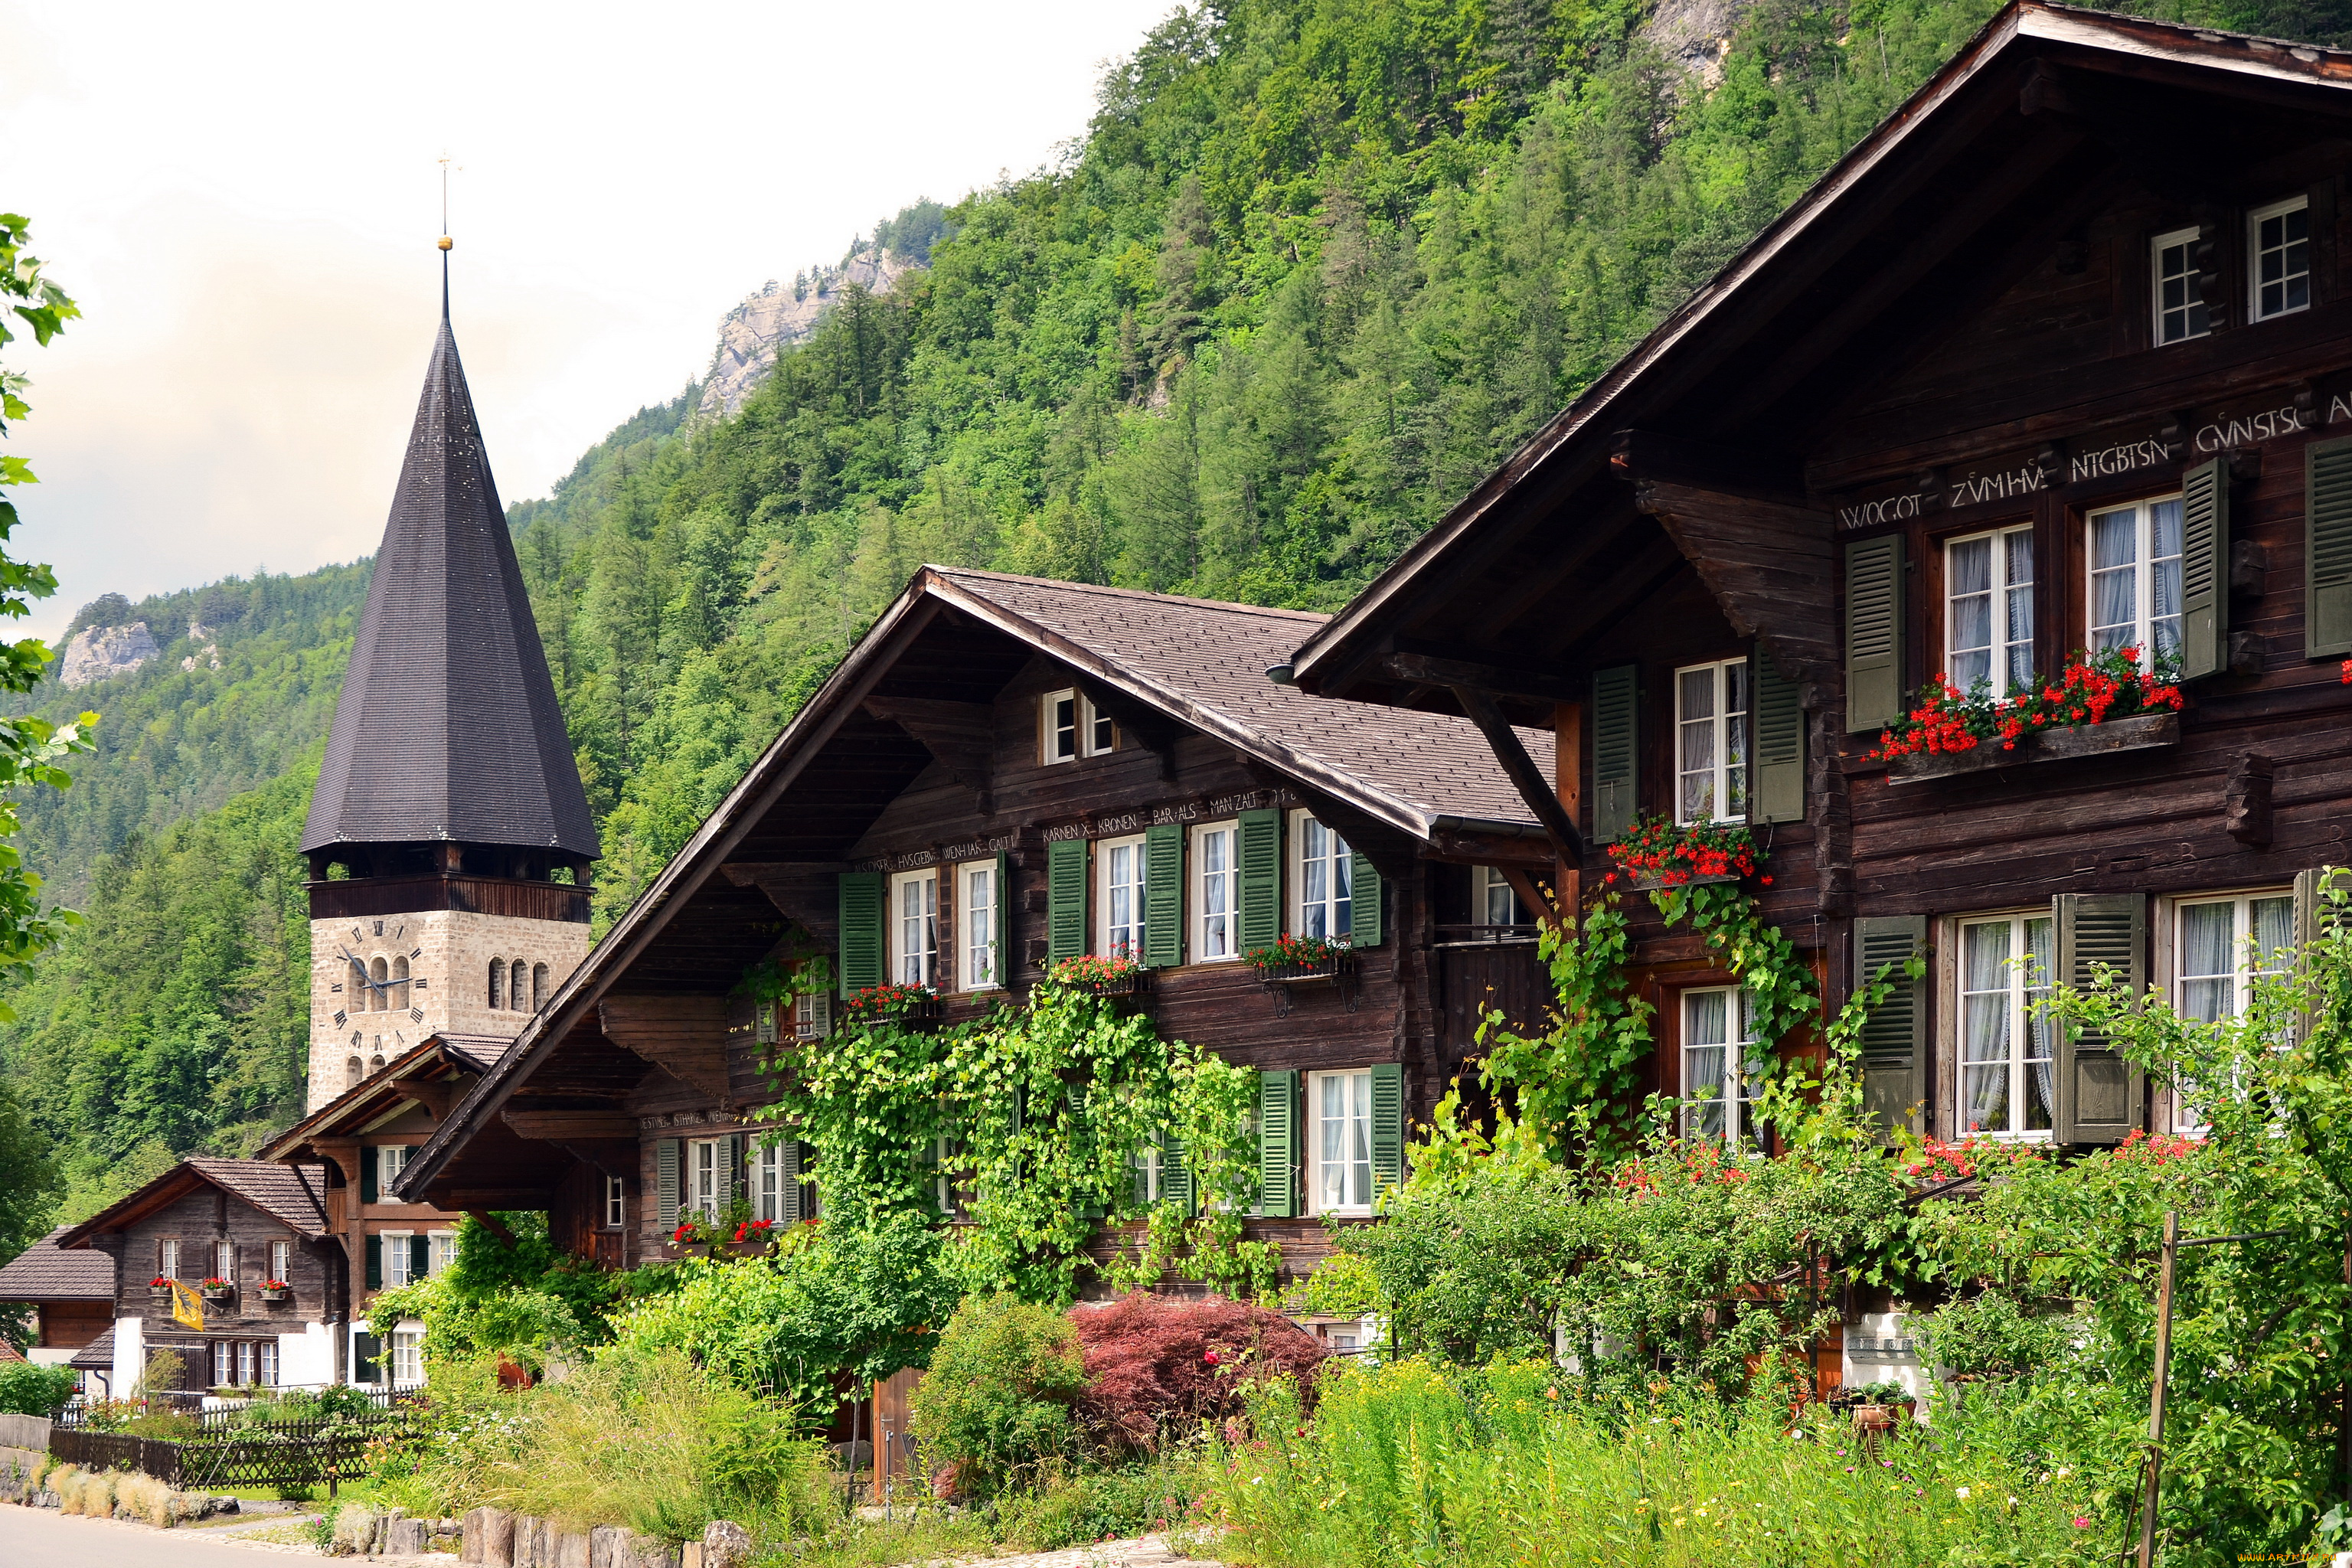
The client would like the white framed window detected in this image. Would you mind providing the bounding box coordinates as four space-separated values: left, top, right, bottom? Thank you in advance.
1946 525 2035 697
1309 1070 1374 1215
268 1240 289 1281
1674 660 1749 824
2173 890 2295 1133
1293 812 1353 940
214 1240 234 1282
890 869 938 986
752 1138 798 1223
1041 690 1080 763
376 1144 410 1197
1086 697 1116 756
687 1137 730 1220
1192 822 1240 962
1958 913 2056 1139
928 1133 957 1215
604 1174 626 1229
1680 987 1759 1145
387 1329 423 1387
212 1341 231 1388
1099 834 1148 959
960 861 1000 989
381 1230 413 1289
2153 226 2210 344
794 990 830 1040
2089 495 2183 670
428 1231 456 1277
161 1240 180 1282
259 1341 278 1387
2249 196 2311 322
1132 1133 1166 1206
1477 865 1526 929
237 1341 255 1387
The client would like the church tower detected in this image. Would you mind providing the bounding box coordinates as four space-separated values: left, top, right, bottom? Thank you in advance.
299 269 600 1112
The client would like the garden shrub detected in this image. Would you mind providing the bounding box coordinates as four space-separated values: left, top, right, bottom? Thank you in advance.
112 1468 172 1526
0 1361 76 1416
1073 1291 1328 1452
989 1459 1194 1551
907 1293 1086 1495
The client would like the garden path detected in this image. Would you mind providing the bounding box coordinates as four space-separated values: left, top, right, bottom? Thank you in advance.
943 1533 1222 1568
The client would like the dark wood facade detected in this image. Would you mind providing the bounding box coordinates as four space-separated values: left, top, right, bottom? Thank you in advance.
403 573 1553 1289
1289 2 2352 1149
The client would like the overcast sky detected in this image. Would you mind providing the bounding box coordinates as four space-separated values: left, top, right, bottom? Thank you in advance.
1 0 1177 642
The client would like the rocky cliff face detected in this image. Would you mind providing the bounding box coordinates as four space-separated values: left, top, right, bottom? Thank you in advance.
695 243 920 421
1639 0 1756 90
58 621 159 688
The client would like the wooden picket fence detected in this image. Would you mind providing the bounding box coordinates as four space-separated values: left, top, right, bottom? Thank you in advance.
49 1413 402 1489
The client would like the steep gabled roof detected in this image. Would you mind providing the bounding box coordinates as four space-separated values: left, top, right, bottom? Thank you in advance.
69 1325 114 1370
396 567 1550 1203
302 309 599 858
259 1032 513 1162
1290 0 2352 697
0 1228 114 1302
57 1159 332 1247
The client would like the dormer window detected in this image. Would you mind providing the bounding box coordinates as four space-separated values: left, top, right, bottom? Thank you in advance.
1040 690 1116 763
2153 226 2210 344
2249 195 2311 322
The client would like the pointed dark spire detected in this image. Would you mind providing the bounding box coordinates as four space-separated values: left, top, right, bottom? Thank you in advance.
301 312 600 860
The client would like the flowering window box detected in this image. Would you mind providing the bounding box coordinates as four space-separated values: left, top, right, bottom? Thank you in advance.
259 1279 291 1302
1887 711 2180 782
1050 955 1151 998
200 1280 234 1302
1605 816 1761 890
1246 939 1357 1015
841 984 945 1028
1258 955 1354 983
147 1279 172 1303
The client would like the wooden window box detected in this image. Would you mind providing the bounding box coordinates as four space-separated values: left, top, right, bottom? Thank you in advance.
1886 712 2180 783
1073 970 1151 999
260 1288 290 1303
1256 955 1358 1016
201 1285 234 1304
1628 869 1742 891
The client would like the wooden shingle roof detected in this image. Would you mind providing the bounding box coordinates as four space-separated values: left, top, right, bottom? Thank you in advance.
0 1229 114 1303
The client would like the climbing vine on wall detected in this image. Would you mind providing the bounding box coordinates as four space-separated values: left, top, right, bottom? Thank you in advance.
761 969 1263 1305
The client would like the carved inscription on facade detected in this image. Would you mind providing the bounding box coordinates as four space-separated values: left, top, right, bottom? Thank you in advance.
2069 437 2167 482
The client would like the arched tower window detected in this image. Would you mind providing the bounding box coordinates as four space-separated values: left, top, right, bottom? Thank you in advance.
391 956 410 1011
370 957 388 1011
488 959 505 1010
345 1056 362 1089
510 957 529 1010
369 1054 385 1074
532 963 550 1010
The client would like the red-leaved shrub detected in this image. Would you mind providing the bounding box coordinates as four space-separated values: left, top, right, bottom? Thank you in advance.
1071 1291 1331 1452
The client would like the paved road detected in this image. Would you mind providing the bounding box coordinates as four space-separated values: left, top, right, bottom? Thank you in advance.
0 1506 328 1566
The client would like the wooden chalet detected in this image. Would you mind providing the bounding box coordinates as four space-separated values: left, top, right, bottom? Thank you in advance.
394 568 1556 1286
53 1159 340 1398
0 1228 114 1380
1286 0 2352 1152
260 1033 517 1385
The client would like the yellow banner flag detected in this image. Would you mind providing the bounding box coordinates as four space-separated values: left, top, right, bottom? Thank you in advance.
168 1280 204 1331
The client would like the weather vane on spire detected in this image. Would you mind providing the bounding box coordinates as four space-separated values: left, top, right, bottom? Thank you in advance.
436 155 460 317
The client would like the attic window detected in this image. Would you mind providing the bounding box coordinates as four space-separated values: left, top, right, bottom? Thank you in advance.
1043 691 1079 763
2153 227 2210 345
2249 196 2311 322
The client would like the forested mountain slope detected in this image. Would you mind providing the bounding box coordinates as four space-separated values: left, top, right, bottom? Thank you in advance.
13 0 2349 1220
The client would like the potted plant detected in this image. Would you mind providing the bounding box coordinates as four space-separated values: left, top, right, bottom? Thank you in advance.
1050 952 1149 997
200 1276 234 1302
1847 1378 1916 1432
147 1276 172 1304
259 1278 291 1302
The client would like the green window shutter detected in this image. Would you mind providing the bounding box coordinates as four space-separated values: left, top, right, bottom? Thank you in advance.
1852 916 1926 1139
364 1234 382 1292
1047 838 1089 965
656 1138 680 1229
1750 653 1805 825
729 1133 747 1204
1238 808 1282 952
2053 893 2147 1145
1845 534 1906 733
2179 456 2229 679
1369 1062 1403 1194
995 851 1011 983
837 872 885 995
1592 665 1639 844
2293 867 2350 1043
2309 436 2352 658
409 1235 430 1282
359 1148 377 1205
353 1331 382 1384
1256 1069 1298 1219
1351 851 1383 947
1162 1131 1193 1217
1145 823 1184 968
779 1138 804 1224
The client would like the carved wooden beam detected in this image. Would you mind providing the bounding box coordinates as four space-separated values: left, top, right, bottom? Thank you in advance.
861 696 995 809
597 996 732 1099
1449 684 1584 864
1633 480 1839 686
1380 652 1579 707
501 1108 639 1142
1423 828 1558 867
394 1080 455 1122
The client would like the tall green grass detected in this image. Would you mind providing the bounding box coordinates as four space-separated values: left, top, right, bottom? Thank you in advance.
1187 1359 2109 1568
